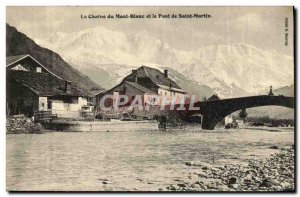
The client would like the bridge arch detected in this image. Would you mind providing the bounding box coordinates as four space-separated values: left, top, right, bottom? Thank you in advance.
199 95 294 130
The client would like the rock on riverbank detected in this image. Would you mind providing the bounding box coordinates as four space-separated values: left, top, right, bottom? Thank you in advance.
6 115 44 134
165 147 294 192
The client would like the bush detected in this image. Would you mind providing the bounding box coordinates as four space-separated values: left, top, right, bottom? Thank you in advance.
247 116 294 127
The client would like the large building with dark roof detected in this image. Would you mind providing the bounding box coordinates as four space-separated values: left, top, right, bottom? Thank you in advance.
95 66 186 113
123 66 185 96
6 54 91 118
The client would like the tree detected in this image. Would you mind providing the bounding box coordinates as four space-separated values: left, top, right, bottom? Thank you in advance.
239 108 248 120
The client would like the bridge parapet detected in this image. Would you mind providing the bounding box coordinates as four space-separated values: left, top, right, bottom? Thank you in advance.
198 95 294 130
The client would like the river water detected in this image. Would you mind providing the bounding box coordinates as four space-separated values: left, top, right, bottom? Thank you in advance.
6 129 294 191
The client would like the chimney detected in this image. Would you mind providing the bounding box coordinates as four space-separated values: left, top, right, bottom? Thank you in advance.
164 69 168 78
64 80 72 93
132 69 138 83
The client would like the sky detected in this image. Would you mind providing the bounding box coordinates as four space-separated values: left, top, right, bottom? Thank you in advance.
6 6 294 56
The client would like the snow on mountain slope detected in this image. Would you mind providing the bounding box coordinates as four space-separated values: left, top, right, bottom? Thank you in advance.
37 26 294 98
173 44 293 94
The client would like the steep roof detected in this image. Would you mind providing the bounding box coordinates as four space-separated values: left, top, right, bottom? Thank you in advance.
143 66 181 88
89 89 104 96
125 81 156 94
133 66 185 93
7 70 87 97
6 54 63 80
6 55 29 65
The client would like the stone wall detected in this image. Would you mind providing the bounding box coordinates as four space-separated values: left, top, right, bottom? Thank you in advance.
7 115 44 134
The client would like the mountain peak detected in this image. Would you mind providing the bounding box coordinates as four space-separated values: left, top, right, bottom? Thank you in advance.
37 26 294 98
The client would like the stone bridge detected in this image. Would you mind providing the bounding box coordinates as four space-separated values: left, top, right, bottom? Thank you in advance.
196 95 294 130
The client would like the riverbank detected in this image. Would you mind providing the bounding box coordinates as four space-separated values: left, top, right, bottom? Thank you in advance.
243 126 294 132
167 126 294 133
43 119 159 132
164 146 295 192
6 115 45 134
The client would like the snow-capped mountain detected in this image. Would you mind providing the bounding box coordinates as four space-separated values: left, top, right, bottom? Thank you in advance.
37 26 294 98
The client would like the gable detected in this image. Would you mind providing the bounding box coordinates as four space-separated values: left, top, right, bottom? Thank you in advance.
6 55 62 79
122 72 158 90
106 82 146 95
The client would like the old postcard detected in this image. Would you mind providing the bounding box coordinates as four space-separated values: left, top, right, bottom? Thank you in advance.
6 6 295 192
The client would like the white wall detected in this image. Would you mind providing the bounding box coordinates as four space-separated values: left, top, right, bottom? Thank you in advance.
78 97 88 106
158 88 185 104
50 97 88 118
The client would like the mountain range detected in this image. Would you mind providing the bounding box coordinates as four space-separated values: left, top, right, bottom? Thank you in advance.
36 26 294 98
7 24 294 119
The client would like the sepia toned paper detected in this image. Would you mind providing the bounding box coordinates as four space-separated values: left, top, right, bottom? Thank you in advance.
6 6 295 192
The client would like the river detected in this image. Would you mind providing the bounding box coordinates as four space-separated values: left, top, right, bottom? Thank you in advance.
6 129 294 191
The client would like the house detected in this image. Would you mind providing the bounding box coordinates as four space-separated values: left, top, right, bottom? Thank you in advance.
96 81 159 112
236 119 244 127
6 54 91 119
96 66 186 112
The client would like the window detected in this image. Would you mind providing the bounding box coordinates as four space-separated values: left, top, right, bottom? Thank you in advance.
36 67 42 73
62 97 73 103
